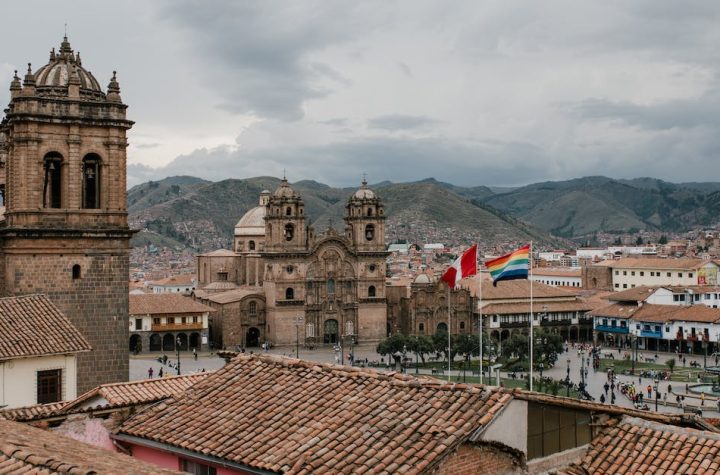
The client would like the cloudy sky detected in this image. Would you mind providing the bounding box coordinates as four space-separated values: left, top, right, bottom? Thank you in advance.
1 1 719 187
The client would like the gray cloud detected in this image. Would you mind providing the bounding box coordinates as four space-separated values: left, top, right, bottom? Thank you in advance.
367 114 440 131
158 0 377 120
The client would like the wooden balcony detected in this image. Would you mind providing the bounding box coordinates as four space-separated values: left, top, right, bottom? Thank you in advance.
151 322 203 332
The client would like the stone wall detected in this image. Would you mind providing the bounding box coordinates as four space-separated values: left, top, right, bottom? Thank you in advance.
436 443 524 474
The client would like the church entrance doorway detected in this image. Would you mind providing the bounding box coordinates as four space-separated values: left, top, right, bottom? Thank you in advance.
436 322 448 333
190 332 201 350
246 327 260 347
324 319 339 344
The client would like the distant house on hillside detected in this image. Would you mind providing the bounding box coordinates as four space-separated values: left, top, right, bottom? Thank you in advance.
0 295 91 408
148 274 196 294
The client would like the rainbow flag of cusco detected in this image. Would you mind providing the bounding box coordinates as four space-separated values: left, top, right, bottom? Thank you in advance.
486 244 530 287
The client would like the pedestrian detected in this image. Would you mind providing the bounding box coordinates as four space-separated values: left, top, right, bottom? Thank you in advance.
148 367 154 379
159 367 163 378
681 396 686 411
702 392 705 406
193 348 197 360
647 384 652 399
716 398 720 413
668 384 673 394
676 394 681 405
715 355 718 366
600 393 606 404
604 382 609 395
683 356 687 366
611 392 616 404
663 392 667 406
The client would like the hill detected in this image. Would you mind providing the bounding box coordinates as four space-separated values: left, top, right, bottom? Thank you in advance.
482 176 719 238
128 177 562 252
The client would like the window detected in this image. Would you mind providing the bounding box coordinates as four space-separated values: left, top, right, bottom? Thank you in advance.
286 265 294 274
248 240 255 251
327 278 335 294
82 154 101 209
368 285 376 297
650 272 654 276
167 317 175 324
249 301 257 316
614 283 619 288
369 264 376 272
623 284 627 288
419 323 425 333
192 316 198 323
620 321 626 328
460 321 465 330
602 319 608 326
365 224 375 241
367 207 373 217
135 318 142 331
615 270 619 275
631 271 635 276
286 206 291 216
689 273 693 278
181 316 187 324
72 264 81 279
678 273 683 278
180 459 217 475
654 326 661 332
43 152 63 208
639 272 644 276
37 369 62 404
667 272 671 277
527 403 591 460
493 315 497 323
284 223 294 241
153 317 161 325
285 287 294 300
623 271 627 276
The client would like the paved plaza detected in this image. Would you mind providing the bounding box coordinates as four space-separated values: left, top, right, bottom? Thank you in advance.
130 343 720 417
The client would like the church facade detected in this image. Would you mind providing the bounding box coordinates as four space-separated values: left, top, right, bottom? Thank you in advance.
196 179 389 348
0 37 133 393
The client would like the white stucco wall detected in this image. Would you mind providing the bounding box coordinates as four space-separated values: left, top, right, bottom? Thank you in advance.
480 399 528 454
0 354 78 409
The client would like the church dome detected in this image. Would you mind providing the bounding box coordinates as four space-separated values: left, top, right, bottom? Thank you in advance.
33 36 104 97
413 273 435 285
273 178 297 199
234 206 266 236
352 179 376 200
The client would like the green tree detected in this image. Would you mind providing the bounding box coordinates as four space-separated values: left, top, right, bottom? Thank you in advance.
455 333 479 361
659 235 668 245
502 333 529 360
376 334 408 365
432 331 459 362
406 335 434 364
636 236 643 245
666 358 676 373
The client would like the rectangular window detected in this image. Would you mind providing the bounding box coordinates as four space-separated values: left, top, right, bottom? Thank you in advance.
193 316 199 323
650 272 655 276
623 284 628 288
655 326 661 332
181 316 187 324
459 321 465 331
153 317 161 325
167 317 175 324
135 318 142 331
639 271 644 276
180 459 217 475
614 283 619 288
631 271 635 276
678 273 683 278
493 315 497 323
602 319 608 326
689 273 693 278
615 270 619 275
37 369 62 404
620 321 626 328
667 272 671 277
623 271 627 276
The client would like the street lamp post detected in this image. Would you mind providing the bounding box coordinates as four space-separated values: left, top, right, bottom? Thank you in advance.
402 344 407 373
580 351 586 391
566 358 571 397
654 378 659 411
175 336 181 376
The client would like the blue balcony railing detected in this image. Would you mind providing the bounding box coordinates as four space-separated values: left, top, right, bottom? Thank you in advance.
640 330 662 339
594 324 629 334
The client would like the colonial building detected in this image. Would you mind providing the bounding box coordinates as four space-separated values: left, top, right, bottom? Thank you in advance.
195 178 389 348
0 37 133 393
129 294 214 353
386 272 475 337
0 295 91 409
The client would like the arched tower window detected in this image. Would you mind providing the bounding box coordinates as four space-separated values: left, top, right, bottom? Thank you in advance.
249 240 256 251
367 207 373 217
249 301 257 316
368 285 376 297
284 223 294 241
82 154 101 209
286 206 292 216
72 264 81 280
365 224 375 241
285 287 294 300
43 152 63 208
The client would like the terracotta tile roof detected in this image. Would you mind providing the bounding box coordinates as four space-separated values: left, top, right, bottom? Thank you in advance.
608 257 710 270
532 267 582 277
204 287 263 304
62 373 211 412
129 294 215 315
607 285 660 302
560 416 720 474
0 402 66 421
150 274 195 287
0 294 91 361
588 302 640 319
480 301 596 315
117 354 514 474
481 279 580 300
0 418 182 474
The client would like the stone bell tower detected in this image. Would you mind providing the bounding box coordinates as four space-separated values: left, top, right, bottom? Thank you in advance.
264 177 307 252
344 178 386 252
0 36 133 393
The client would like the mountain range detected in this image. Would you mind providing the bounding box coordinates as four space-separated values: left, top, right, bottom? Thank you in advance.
127 175 720 252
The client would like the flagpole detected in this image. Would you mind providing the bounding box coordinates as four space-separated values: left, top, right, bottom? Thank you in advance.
448 284 452 382
529 241 534 392
479 259 483 385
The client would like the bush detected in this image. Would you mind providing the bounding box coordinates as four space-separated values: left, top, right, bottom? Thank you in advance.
666 358 676 373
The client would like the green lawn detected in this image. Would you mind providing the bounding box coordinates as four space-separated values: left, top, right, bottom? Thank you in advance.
598 358 711 382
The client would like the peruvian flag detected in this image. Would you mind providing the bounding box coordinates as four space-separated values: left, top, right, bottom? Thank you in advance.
441 244 478 289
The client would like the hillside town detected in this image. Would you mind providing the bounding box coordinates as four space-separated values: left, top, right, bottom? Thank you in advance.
3 5 720 474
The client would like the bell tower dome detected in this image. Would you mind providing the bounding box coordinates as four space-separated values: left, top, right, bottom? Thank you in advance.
0 36 134 392
344 178 385 252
